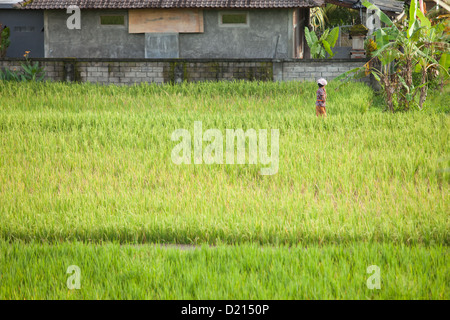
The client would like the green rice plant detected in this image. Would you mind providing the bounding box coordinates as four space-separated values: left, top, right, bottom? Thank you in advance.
0 241 447 299
0 80 448 300
0 81 448 246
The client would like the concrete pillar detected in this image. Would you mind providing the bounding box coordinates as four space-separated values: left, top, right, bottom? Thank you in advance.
273 60 283 82
64 62 75 82
173 63 184 83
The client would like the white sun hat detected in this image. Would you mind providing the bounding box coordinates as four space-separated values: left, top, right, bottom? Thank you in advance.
317 78 328 86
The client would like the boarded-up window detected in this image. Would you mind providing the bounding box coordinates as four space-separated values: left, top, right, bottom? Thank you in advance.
100 16 125 25
129 9 203 33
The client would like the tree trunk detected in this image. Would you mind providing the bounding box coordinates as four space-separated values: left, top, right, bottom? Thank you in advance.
419 67 428 109
400 56 413 111
383 74 395 112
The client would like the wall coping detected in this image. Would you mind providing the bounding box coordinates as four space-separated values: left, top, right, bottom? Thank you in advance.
0 57 369 63
275 59 369 63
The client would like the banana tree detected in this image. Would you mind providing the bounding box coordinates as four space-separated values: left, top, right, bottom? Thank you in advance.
412 4 450 108
304 26 340 59
336 0 449 111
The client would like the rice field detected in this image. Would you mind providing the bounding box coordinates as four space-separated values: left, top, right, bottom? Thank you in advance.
0 80 448 299
1 241 447 299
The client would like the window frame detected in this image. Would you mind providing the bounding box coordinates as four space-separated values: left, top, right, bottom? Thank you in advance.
218 11 250 28
99 14 127 27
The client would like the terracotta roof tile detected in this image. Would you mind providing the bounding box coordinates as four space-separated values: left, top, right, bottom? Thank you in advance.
17 0 324 9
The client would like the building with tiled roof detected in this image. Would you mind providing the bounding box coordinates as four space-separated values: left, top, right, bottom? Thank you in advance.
17 0 324 9
1 0 324 58
326 0 405 15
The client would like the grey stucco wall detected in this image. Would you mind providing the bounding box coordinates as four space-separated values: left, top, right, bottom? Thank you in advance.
179 9 291 59
44 9 293 59
45 9 144 58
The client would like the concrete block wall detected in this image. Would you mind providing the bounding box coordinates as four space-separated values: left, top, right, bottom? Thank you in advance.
76 60 273 84
40 60 65 81
0 58 370 85
0 58 274 84
0 59 64 81
181 61 273 82
76 61 166 85
276 59 370 84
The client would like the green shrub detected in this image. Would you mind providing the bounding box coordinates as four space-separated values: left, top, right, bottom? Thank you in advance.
0 51 46 82
0 25 10 58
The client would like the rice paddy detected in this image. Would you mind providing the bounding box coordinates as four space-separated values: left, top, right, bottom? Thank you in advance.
0 80 448 299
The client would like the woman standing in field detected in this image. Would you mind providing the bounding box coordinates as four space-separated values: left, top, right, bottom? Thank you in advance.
316 78 327 117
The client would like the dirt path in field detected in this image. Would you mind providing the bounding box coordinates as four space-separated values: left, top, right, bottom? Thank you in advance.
159 244 204 250
122 243 213 250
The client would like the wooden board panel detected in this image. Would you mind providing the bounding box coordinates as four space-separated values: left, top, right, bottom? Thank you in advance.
129 9 203 34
